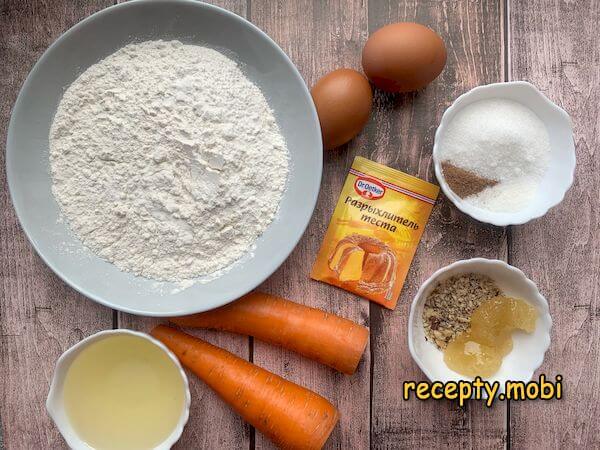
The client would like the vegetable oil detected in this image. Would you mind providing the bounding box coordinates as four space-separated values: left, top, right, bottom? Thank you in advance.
63 334 185 450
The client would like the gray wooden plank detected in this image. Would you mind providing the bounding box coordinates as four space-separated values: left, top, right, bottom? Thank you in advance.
114 1 253 449
508 0 600 448
367 1 508 448
0 2 115 449
249 1 371 449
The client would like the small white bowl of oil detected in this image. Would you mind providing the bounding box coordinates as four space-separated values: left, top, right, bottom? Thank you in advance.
47 329 190 449
408 258 552 393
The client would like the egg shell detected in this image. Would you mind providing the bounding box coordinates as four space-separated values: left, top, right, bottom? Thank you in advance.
310 68 373 150
362 22 447 93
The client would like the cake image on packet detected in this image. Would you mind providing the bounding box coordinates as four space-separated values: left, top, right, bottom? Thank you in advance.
311 156 439 309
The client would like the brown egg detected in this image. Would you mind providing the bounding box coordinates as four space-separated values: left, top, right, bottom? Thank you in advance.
310 68 373 150
362 22 446 93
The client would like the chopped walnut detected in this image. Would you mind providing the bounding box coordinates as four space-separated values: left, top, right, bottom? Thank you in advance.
422 273 501 350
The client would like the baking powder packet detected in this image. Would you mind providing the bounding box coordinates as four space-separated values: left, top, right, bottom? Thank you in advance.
311 156 439 309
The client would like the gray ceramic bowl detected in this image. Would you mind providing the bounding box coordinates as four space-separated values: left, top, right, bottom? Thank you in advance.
6 0 322 316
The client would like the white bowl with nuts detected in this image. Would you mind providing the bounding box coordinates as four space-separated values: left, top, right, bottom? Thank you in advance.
408 258 552 392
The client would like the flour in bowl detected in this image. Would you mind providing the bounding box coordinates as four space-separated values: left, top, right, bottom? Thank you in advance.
50 40 289 282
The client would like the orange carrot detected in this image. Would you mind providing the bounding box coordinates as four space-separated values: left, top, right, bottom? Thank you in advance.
170 291 369 374
151 325 339 450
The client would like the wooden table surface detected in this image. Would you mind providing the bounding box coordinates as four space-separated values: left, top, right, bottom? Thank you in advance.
1 1 599 449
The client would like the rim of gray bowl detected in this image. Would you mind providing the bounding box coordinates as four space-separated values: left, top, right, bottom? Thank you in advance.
6 0 323 316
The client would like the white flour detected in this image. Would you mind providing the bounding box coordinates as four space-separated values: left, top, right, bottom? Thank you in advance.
50 40 289 282
440 98 550 212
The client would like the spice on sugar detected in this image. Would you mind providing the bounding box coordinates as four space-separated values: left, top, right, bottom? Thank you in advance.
441 162 497 198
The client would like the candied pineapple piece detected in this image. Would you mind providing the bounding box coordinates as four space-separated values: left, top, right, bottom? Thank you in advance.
338 247 365 282
443 296 538 378
472 328 514 357
505 297 537 333
444 332 502 378
471 296 538 336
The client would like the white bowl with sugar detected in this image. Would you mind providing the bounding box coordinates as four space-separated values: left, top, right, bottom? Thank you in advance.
433 81 576 226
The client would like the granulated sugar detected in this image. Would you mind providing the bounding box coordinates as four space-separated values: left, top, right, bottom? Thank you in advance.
50 40 289 282
439 98 551 212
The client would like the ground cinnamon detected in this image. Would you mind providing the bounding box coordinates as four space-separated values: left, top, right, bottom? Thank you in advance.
441 162 498 198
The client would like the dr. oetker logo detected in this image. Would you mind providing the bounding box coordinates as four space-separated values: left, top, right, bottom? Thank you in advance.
354 177 385 200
